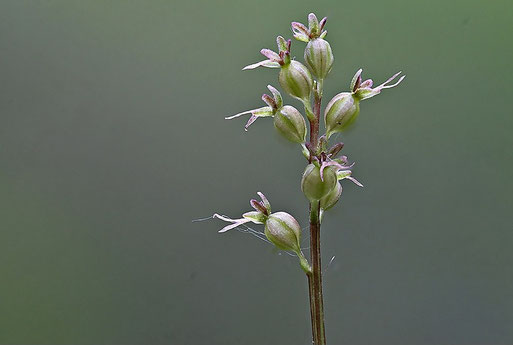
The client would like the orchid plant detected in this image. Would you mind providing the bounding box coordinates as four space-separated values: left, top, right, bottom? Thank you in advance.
212 13 404 345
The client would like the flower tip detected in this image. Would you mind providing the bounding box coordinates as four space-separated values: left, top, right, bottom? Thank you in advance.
349 176 364 187
381 71 405 89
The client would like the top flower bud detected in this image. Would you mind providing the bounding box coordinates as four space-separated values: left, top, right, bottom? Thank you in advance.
292 14 333 80
291 13 328 42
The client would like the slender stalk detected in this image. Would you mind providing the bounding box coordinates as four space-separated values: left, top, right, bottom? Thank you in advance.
306 80 326 345
307 274 318 343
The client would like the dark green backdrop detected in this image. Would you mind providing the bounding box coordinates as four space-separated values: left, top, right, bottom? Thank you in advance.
1 1 512 344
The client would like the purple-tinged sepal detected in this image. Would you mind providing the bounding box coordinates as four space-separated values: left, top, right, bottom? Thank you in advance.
291 13 328 41
267 85 283 109
256 191 271 214
318 156 363 188
327 142 344 158
242 35 312 101
226 85 284 131
242 36 291 70
291 22 309 42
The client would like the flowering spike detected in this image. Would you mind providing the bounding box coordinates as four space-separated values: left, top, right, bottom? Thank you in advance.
215 13 406 345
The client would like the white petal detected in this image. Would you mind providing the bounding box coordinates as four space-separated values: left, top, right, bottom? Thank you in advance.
242 60 280 70
225 109 254 120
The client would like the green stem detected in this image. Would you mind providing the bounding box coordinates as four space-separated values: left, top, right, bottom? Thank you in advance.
309 201 326 345
306 79 326 345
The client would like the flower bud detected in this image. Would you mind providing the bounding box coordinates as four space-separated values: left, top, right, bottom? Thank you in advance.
324 92 359 137
301 163 337 201
305 38 333 80
320 182 342 211
264 211 302 253
273 105 307 143
279 60 313 101
324 69 405 137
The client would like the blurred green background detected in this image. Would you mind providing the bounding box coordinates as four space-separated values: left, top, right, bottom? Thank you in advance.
1 0 512 344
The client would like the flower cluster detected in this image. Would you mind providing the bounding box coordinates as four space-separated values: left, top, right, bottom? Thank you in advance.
216 13 404 272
